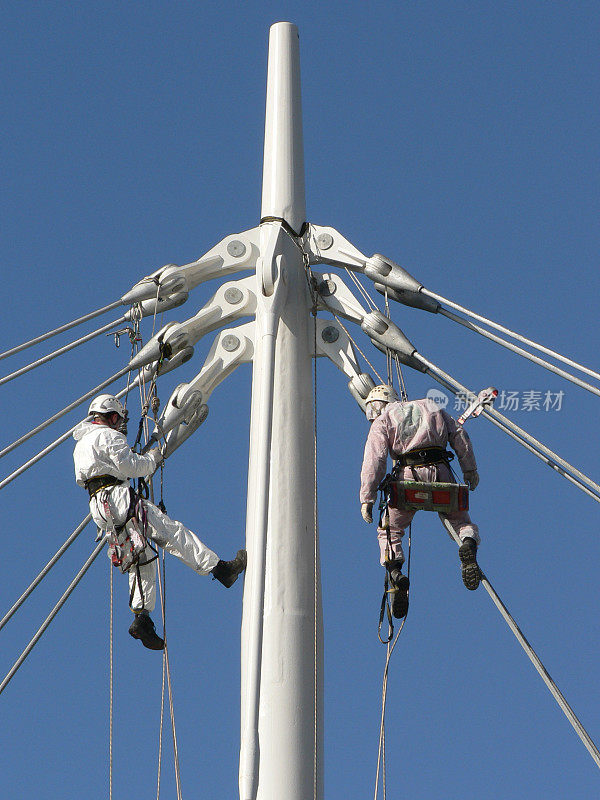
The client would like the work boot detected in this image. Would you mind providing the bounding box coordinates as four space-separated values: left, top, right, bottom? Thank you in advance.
128 610 164 650
387 559 410 619
458 537 481 591
212 549 247 588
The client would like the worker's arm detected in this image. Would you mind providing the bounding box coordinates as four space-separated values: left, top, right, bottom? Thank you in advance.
101 428 161 479
359 416 390 504
443 410 478 488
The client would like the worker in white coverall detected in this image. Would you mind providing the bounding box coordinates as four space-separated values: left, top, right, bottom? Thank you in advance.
359 385 481 619
73 394 247 650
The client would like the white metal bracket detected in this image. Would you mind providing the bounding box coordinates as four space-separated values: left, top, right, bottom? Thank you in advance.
128 275 257 370
121 226 261 305
311 270 367 324
311 317 375 412
149 322 255 445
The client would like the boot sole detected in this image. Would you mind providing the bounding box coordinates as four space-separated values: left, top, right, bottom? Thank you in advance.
390 575 410 619
128 625 165 650
459 547 481 591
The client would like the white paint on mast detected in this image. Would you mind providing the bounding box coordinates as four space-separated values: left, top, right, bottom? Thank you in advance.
239 21 323 800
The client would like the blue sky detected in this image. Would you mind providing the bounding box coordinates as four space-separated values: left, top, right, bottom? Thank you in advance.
1 2 599 798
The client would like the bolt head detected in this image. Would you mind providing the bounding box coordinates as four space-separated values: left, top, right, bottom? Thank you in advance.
317 279 336 297
224 287 244 304
222 334 240 352
227 240 247 258
322 325 340 343
316 232 333 250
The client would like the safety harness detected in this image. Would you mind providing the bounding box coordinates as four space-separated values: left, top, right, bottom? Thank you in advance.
85 473 158 609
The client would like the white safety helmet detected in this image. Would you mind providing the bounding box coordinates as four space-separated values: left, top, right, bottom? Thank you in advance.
88 394 126 419
365 384 399 421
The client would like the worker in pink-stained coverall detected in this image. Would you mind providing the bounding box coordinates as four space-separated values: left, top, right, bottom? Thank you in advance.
359 386 481 619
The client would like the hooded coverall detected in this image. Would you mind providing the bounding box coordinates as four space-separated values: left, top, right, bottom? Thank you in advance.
360 398 479 565
73 420 219 611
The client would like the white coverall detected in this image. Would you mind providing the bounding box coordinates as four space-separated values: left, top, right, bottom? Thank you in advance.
73 420 219 611
360 398 480 565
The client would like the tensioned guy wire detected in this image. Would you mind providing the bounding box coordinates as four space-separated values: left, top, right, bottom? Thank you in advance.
0 515 92 631
439 516 600 771
0 373 144 492
419 357 600 504
0 317 127 388
0 366 129 460
0 301 122 362
422 287 600 384
438 307 600 398
0 535 108 696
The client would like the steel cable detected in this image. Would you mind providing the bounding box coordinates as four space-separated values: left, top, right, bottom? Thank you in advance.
0 301 122 362
422 288 600 384
0 373 144 492
418 358 600 503
438 516 600 770
438 308 600 398
0 366 129 460
0 317 126 388
0 515 92 631
0 535 108 696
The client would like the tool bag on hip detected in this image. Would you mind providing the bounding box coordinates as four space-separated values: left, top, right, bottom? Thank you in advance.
380 446 469 514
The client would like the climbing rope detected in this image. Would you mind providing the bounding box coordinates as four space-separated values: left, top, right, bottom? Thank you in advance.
312 291 319 800
156 552 183 800
331 312 386 384
344 267 380 312
109 562 114 800
373 484 412 800
124 313 181 799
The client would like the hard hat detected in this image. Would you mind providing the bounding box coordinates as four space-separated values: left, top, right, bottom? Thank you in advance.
88 394 126 419
365 384 398 406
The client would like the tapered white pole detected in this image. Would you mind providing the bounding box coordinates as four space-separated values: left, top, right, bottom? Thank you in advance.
240 22 323 800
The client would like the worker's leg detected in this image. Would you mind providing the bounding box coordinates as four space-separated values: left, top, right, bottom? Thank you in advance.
377 505 416 565
442 509 480 545
378 505 414 619
143 500 220 575
441 510 481 590
128 543 158 612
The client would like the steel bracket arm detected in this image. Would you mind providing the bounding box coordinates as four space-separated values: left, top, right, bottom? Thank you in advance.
302 225 439 314
159 403 209 459
312 318 375 411
311 271 367 324
148 322 255 443
128 276 257 370
120 227 261 305
301 223 369 273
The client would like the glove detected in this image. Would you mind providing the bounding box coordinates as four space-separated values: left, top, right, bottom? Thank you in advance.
361 502 373 523
463 469 479 491
149 446 164 470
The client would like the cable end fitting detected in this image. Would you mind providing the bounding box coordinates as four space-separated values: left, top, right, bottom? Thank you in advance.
373 283 440 314
366 254 426 296
361 311 427 373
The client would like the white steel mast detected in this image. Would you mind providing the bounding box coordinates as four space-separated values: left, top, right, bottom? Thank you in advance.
239 21 323 800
